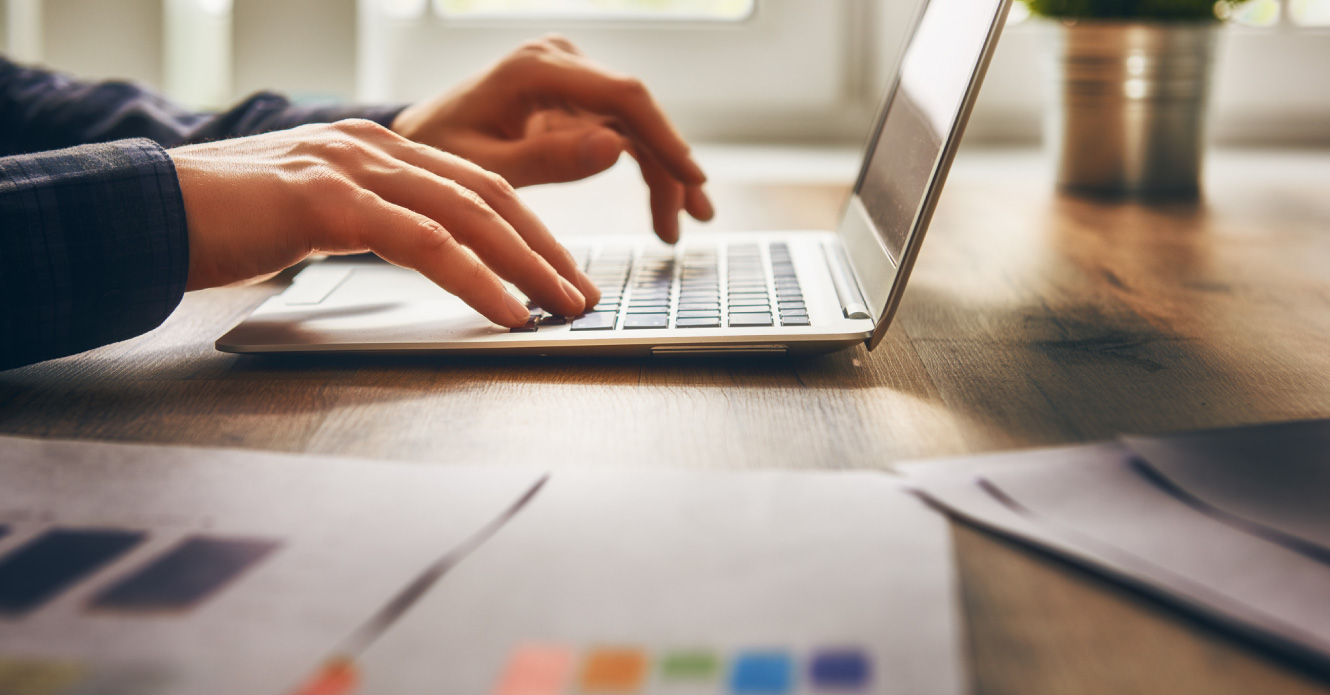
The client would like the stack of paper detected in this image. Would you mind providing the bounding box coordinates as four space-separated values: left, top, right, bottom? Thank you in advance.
902 419 1330 675
0 437 964 695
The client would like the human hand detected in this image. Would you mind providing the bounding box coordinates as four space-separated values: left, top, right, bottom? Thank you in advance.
390 35 714 244
170 119 598 328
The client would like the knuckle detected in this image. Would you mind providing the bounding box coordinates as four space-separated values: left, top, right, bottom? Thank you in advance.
416 221 461 257
517 38 554 55
478 171 517 200
333 118 389 137
613 75 649 101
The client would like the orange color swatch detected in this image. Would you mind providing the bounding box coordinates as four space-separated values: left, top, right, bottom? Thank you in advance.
293 657 359 695
579 647 648 693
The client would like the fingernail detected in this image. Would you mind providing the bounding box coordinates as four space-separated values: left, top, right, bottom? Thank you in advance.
576 269 601 302
504 293 531 324
559 276 587 311
696 187 715 220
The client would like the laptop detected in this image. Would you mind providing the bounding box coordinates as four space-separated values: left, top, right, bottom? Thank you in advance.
218 0 1013 358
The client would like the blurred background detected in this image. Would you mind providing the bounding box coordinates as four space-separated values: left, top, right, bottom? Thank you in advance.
2 0 1328 147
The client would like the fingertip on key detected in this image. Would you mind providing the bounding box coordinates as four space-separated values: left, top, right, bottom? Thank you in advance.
503 293 532 325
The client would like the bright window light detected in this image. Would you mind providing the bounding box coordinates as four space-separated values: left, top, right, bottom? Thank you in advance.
196 0 233 17
1223 0 1282 26
433 0 755 21
1290 0 1330 24
381 0 430 19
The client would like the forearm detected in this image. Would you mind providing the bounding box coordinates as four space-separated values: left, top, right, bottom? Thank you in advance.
0 140 190 370
0 56 404 155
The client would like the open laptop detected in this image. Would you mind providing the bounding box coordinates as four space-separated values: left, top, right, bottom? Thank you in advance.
218 0 1012 358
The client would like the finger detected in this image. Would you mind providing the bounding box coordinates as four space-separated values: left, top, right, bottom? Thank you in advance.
630 145 685 244
367 133 602 308
684 184 715 222
354 160 590 317
540 34 584 56
504 51 707 187
479 125 625 187
348 193 532 327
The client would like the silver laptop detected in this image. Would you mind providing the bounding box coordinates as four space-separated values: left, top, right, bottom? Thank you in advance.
218 0 1012 358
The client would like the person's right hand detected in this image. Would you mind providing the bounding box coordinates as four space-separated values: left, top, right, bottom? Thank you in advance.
169 119 599 328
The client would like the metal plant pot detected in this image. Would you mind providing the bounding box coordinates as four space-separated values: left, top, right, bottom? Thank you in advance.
1045 20 1218 198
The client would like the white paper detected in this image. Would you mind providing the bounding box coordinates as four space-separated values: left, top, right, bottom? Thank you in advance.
0 437 546 695
1123 419 1330 556
903 440 1330 673
357 469 965 695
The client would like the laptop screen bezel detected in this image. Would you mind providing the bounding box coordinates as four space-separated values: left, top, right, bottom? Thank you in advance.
834 0 1013 351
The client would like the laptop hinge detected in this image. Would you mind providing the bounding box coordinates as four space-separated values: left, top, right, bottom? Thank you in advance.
823 242 872 320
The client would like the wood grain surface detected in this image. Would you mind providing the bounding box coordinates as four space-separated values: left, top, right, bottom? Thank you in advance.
2 147 1328 693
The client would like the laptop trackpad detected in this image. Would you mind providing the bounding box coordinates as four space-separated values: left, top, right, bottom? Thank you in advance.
228 264 504 348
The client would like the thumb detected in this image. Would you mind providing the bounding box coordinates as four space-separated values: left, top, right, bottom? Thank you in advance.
492 127 625 187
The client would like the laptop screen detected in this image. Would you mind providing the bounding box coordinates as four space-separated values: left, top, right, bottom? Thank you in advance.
855 0 1006 265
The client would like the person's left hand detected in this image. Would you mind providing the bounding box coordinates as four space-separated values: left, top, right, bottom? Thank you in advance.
391 35 713 243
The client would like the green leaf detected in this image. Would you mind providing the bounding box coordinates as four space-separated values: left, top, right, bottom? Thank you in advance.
1022 0 1251 20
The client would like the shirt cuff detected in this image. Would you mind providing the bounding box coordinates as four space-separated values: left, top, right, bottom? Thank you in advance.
0 138 189 369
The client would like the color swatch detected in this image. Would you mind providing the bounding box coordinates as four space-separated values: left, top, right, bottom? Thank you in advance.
494 645 575 695
92 535 279 612
809 649 871 690
493 645 872 695
729 651 793 694
0 528 145 616
579 648 648 692
660 650 721 684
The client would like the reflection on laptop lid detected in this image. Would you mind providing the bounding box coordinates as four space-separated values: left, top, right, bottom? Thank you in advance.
837 0 1013 350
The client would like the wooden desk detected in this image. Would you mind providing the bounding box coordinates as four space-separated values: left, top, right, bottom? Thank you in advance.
3 147 1329 694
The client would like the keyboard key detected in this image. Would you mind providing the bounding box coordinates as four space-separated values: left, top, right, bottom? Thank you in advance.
780 309 809 318
677 310 721 320
592 302 620 312
677 317 722 328
679 303 720 312
778 301 807 311
781 315 811 326
623 314 669 329
510 318 539 333
729 298 771 307
571 312 617 331
728 305 771 314
730 313 774 327
539 315 568 326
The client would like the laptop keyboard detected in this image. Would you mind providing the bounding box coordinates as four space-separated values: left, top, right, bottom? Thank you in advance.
511 242 809 333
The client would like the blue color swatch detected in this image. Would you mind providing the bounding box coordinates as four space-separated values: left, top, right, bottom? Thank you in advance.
729 651 793 694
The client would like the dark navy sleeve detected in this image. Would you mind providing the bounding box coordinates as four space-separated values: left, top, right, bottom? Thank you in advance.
0 56 405 369
0 139 189 370
0 56 405 156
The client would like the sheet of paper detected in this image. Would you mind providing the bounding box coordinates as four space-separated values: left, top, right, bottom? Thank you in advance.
1123 419 1330 557
0 436 546 695
903 441 1330 674
355 468 965 695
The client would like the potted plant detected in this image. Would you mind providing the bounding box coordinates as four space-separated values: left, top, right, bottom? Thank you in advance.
1026 0 1253 198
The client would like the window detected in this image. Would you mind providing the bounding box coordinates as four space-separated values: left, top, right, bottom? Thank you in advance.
433 0 754 21
970 0 1330 145
1291 0 1330 24
356 0 878 141
5 0 1327 145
